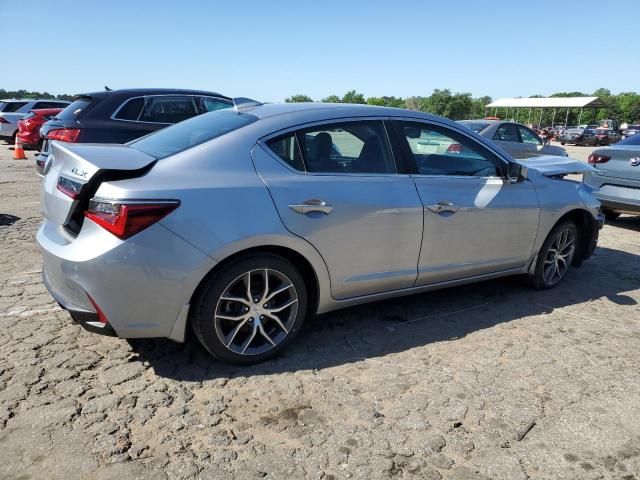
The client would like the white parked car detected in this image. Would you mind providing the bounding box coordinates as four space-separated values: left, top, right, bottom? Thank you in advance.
0 98 70 143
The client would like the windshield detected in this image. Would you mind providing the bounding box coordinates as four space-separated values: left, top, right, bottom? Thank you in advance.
458 121 491 133
617 133 640 146
130 108 258 158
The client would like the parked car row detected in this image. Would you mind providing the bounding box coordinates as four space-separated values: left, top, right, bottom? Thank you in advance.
558 127 622 146
0 98 69 143
36 88 233 174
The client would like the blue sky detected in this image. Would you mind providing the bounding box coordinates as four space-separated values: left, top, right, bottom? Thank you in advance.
3 0 638 102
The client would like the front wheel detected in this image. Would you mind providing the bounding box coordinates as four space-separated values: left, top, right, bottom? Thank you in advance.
191 254 308 364
529 221 578 289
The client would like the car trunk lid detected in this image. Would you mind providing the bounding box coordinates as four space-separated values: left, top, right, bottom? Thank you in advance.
41 141 156 230
591 146 640 181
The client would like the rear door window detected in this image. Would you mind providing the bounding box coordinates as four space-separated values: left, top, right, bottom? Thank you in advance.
0 102 28 113
139 96 197 123
113 97 146 121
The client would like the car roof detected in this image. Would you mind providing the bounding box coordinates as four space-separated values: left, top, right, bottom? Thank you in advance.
0 98 68 102
75 88 230 99
459 119 497 124
240 102 453 124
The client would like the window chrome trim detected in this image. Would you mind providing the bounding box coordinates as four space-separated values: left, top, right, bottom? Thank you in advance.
110 95 232 124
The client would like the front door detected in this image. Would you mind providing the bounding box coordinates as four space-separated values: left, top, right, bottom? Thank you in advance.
392 120 541 285
253 119 423 299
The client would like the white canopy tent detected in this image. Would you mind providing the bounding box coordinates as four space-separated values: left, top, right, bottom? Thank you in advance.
485 97 608 127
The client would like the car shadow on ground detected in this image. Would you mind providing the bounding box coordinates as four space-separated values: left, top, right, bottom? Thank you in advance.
0 214 20 226
128 245 639 380
609 215 640 232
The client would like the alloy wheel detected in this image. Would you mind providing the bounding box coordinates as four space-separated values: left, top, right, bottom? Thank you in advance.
542 227 576 286
214 268 298 356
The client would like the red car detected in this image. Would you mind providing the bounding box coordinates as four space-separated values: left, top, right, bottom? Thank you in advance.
17 108 64 149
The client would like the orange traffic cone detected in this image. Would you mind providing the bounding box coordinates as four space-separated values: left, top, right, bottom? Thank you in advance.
13 136 27 160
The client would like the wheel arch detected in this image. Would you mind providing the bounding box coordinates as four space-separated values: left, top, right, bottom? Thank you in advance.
551 209 598 267
188 244 323 327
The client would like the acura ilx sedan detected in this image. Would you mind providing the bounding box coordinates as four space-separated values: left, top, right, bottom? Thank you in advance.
38 102 603 364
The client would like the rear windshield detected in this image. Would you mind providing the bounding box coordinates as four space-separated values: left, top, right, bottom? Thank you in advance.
130 109 257 158
566 129 583 134
458 121 490 133
55 98 92 121
0 101 28 112
617 133 640 146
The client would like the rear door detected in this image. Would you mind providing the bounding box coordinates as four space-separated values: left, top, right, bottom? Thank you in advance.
492 123 524 158
392 120 540 285
253 119 423 299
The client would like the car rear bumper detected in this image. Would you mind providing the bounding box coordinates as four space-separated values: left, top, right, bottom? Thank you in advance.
0 122 17 138
37 218 214 339
583 172 640 213
17 132 39 147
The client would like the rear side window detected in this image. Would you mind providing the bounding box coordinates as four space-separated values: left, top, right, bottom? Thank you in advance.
139 96 197 123
197 96 232 113
56 98 92 121
267 134 305 171
130 108 257 158
113 97 145 121
267 121 395 174
0 102 28 112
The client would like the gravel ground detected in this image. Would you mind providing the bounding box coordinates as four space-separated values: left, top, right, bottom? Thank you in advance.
1 143 639 480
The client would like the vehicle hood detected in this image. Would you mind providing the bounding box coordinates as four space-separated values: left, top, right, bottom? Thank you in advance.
521 155 594 176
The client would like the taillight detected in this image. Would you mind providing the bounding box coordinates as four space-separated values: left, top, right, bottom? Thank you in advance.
588 154 611 164
47 128 81 143
57 175 84 199
86 294 109 324
447 143 462 153
84 199 179 240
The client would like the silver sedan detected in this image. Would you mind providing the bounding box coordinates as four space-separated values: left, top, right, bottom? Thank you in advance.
38 102 603 364
458 120 568 159
583 133 640 219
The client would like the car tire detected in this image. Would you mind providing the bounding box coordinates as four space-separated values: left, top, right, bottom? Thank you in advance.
190 253 308 364
603 209 620 221
529 220 578 290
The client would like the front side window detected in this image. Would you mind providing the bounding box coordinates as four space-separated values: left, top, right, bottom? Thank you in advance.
494 124 521 143
398 121 501 177
518 126 541 145
139 96 197 123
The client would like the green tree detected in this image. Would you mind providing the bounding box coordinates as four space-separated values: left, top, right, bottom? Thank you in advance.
341 90 366 104
284 94 313 103
321 95 341 103
366 96 405 108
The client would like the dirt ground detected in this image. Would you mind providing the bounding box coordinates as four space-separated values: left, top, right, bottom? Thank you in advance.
1 142 639 480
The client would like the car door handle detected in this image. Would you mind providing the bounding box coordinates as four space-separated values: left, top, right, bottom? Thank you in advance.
289 199 334 215
426 201 459 214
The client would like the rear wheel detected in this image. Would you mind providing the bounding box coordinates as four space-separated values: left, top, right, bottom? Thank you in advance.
530 220 578 289
191 253 308 364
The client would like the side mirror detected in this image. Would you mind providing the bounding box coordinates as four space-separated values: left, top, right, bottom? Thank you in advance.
507 162 524 183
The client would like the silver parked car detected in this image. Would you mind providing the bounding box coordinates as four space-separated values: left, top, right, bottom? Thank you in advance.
38 102 603 364
583 133 640 220
458 120 568 159
0 98 70 142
